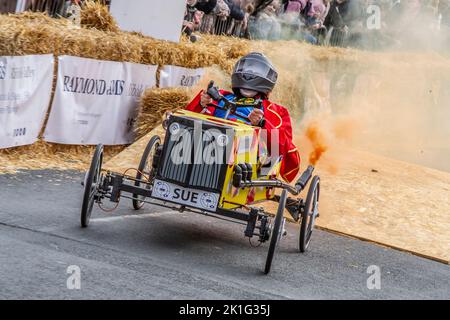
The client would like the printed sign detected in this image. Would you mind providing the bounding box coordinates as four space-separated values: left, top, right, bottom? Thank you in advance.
0 54 54 149
44 56 157 145
159 65 205 88
110 0 185 43
151 179 219 211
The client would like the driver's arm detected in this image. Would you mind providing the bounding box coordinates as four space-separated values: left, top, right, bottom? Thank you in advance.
185 90 218 115
263 104 301 183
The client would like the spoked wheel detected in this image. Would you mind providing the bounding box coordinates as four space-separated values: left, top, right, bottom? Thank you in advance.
81 144 103 228
132 135 161 210
264 189 287 274
299 176 320 252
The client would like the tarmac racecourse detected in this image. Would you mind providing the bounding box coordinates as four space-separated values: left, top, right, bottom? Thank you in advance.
0 170 449 299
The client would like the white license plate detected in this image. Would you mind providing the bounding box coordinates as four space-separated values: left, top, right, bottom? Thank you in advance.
151 179 219 211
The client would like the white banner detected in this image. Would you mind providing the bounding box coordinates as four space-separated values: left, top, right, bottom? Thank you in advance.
159 65 205 88
110 0 185 43
0 54 54 149
44 56 157 145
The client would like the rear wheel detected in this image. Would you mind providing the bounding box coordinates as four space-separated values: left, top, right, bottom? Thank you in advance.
264 189 287 274
81 144 103 228
299 176 320 252
132 135 161 210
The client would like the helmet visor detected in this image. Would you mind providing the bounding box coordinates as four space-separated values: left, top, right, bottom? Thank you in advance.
234 57 277 83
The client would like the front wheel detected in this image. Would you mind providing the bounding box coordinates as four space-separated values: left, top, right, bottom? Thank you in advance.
81 144 103 228
299 176 320 252
264 189 287 274
132 135 161 210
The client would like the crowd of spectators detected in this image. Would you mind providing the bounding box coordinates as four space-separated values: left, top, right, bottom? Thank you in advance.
184 0 450 50
0 0 110 17
2 0 449 50
183 0 253 40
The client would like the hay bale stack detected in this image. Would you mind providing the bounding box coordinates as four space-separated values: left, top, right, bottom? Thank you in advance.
198 34 251 58
135 88 193 140
81 0 119 32
0 11 247 68
0 13 66 56
191 34 251 73
0 140 125 173
2 11 69 26
0 13 143 62
58 29 144 63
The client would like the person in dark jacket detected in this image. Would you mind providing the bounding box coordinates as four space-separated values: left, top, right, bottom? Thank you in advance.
324 0 363 46
224 0 246 20
195 0 217 14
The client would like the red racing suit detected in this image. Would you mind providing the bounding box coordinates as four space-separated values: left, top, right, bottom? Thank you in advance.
185 90 301 182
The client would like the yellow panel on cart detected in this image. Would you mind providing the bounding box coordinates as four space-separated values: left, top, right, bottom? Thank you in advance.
173 110 280 209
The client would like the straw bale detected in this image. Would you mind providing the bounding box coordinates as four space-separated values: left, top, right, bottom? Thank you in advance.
81 0 119 32
2 11 69 27
135 88 193 140
0 140 125 173
0 12 240 68
104 126 166 173
57 29 144 63
0 14 144 62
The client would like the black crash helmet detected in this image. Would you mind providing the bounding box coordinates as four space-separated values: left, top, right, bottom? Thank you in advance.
231 52 278 96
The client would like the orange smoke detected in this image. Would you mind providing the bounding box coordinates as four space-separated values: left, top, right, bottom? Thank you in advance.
305 122 328 166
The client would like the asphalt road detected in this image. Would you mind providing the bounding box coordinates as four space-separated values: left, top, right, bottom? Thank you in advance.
0 170 449 299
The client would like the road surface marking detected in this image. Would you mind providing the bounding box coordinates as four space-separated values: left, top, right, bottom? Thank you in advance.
91 211 181 223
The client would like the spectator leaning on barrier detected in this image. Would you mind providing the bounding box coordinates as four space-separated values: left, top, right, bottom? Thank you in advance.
214 0 232 19
183 0 205 41
324 0 363 46
285 0 307 14
224 0 246 20
280 0 307 39
305 0 330 27
193 0 218 34
324 0 349 35
223 0 246 35
199 0 230 34
241 2 256 33
300 0 330 44
195 0 218 14
280 0 328 44
249 0 282 40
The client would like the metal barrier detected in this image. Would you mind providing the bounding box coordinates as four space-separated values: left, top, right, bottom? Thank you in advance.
9 0 110 17
198 14 245 37
21 0 67 17
324 26 347 47
0 0 18 13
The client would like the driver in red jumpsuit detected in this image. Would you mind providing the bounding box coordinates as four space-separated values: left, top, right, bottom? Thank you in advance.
185 52 301 182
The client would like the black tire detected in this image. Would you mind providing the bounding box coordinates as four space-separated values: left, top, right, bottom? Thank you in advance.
299 176 320 252
81 144 103 228
132 135 161 210
264 189 287 274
